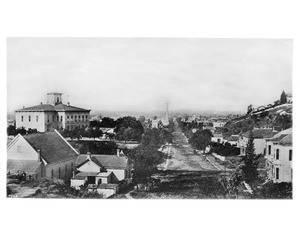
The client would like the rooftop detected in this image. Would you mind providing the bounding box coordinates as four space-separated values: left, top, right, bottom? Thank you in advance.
16 103 90 112
268 128 292 146
227 135 239 141
23 130 78 164
76 154 129 170
243 129 278 139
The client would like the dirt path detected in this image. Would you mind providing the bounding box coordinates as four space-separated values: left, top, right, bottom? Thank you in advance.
158 126 225 172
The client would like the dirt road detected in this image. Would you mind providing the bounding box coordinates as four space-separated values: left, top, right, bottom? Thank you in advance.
158 127 225 172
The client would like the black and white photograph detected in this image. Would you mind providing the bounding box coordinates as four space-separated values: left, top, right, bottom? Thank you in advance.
1 2 299 237
6 37 293 199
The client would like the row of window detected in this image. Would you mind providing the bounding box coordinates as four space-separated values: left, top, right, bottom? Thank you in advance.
20 114 89 123
21 115 39 122
268 145 292 161
66 115 88 122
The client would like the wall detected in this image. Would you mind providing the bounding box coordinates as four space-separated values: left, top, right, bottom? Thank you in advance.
45 157 76 180
107 169 125 181
78 161 101 173
272 144 292 183
7 135 39 161
96 188 117 198
70 179 86 190
15 111 46 132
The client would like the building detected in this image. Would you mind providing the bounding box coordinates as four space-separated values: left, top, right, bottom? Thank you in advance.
7 130 78 180
15 92 91 132
225 135 239 146
211 133 224 143
238 128 278 156
286 93 293 103
265 128 292 183
71 151 132 197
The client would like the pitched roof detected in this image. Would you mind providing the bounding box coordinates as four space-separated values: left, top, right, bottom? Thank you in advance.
16 103 90 112
278 134 292 145
227 135 239 141
268 128 292 146
7 159 41 175
76 154 128 169
23 130 78 164
243 129 278 139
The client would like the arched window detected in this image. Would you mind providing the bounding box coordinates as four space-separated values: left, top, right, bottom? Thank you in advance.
21 116 24 122
29 116 31 122
36 115 38 122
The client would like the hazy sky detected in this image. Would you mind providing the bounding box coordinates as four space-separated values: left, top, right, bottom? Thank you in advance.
7 38 292 114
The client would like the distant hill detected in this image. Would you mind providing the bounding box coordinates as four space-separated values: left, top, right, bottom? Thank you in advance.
222 103 292 138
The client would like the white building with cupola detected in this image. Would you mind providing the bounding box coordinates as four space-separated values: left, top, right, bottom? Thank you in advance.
15 92 91 132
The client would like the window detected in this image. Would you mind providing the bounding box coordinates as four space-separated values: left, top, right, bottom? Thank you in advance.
289 150 292 161
36 115 38 122
67 116 69 119
51 169 54 180
268 145 271 155
61 116 63 122
53 115 55 121
21 116 24 122
58 167 61 179
75 115 77 122
65 165 67 178
28 116 31 122
71 116 73 119
276 149 279 160
17 146 21 153
47 115 50 123
276 167 279 180
57 115 59 121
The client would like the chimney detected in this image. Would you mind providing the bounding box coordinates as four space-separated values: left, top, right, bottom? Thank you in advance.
87 152 91 160
67 102 70 106
117 149 120 157
37 150 42 162
40 102 43 105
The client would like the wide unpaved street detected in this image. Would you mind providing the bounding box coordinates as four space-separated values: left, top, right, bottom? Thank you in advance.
158 126 225 172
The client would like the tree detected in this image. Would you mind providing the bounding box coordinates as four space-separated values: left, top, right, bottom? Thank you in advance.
247 104 253 114
189 129 213 151
115 116 144 142
129 145 166 184
241 131 259 186
99 117 116 128
280 90 287 104
7 125 17 136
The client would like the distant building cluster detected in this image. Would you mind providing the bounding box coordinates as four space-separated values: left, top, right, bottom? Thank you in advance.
211 127 293 183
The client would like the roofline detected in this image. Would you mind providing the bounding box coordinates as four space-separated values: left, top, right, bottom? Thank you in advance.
54 129 79 155
7 133 22 150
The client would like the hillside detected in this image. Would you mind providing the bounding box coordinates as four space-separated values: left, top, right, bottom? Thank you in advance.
222 103 292 138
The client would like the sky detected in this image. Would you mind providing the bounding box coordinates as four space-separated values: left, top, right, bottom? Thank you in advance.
7 38 293 115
